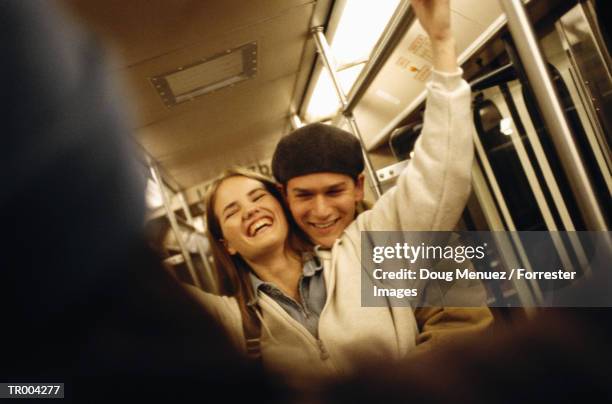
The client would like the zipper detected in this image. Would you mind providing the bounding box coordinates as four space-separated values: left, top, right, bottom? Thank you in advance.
313 246 336 361
259 295 331 361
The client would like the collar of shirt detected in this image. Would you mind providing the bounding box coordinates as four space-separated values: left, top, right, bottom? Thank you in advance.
247 252 323 307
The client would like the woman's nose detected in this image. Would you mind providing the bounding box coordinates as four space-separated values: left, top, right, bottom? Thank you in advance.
242 204 260 220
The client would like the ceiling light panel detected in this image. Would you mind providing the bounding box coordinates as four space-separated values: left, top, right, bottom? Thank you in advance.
151 42 257 107
329 0 400 66
305 63 365 122
303 0 399 122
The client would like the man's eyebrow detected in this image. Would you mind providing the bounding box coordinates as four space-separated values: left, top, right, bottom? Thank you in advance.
292 181 347 194
326 182 348 190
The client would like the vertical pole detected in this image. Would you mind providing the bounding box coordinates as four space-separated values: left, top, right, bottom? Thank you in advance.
178 193 218 293
499 0 608 231
312 27 383 199
345 114 383 199
312 27 348 106
150 162 202 288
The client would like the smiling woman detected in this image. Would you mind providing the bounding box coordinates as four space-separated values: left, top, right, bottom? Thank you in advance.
214 177 287 258
203 167 310 347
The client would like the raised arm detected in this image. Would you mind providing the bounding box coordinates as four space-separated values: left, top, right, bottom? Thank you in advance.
354 0 472 233
412 0 457 73
355 0 493 351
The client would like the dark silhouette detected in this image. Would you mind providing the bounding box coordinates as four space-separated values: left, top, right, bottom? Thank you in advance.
0 1 285 401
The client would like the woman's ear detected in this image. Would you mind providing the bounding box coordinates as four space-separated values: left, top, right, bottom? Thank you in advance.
220 238 237 255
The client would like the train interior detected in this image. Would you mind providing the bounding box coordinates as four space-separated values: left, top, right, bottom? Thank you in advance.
56 0 610 328
4 0 612 400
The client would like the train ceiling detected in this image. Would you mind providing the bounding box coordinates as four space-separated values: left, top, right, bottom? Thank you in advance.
60 0 321 190
59 0 559 192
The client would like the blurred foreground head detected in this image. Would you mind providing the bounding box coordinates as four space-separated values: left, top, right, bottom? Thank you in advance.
0 1 285 400
322 309 612 404
1 0 146 320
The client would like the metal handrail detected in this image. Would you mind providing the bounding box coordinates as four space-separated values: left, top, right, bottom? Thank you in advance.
149 160 202 288
312 27 383 198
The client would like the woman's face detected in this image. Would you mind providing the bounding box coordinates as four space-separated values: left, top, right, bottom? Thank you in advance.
213 176 289 261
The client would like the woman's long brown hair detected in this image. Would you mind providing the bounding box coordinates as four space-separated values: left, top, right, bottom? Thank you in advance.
205 167 309 337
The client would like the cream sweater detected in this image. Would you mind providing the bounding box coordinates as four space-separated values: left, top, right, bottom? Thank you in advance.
186 70 485 381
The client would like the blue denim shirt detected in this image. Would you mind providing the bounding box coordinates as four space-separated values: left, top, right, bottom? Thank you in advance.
248 252 326 337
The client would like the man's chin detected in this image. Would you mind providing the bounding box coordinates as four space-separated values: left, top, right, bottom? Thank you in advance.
308 233 338 249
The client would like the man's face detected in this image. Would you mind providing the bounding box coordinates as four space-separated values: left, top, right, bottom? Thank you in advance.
285 172 364 248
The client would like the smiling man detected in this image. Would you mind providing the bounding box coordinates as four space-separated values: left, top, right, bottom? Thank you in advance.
272 123 366 248
270 0 493 358
272 119 495 357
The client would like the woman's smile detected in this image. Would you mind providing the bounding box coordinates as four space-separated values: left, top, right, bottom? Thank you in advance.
246 216 274 237
213 176 290 259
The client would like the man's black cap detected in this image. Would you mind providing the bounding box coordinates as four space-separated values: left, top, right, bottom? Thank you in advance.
272 123 364 184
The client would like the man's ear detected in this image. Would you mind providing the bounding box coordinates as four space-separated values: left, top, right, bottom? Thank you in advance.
354 174 365 202
221 238 237 255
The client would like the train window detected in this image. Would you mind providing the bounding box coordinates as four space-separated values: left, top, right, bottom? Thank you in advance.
472 92 587 298
593 0 611 65
515 15 612 229
566 0 612 147
467 6 611 234
555 2 612 206
464 9 612 298
519 64 597 230
388 121 422 161
473 95 546 231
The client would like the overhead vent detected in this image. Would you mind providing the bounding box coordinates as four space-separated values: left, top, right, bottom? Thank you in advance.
151 42 257 107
